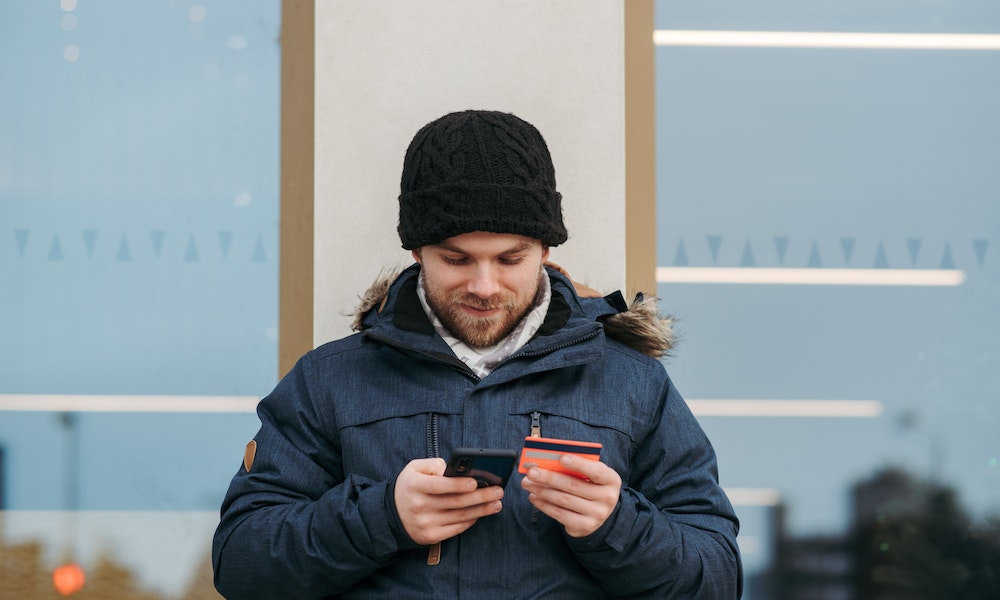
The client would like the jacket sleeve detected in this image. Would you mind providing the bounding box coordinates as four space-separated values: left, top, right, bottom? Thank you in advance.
567 378 743 599
211 358 416 599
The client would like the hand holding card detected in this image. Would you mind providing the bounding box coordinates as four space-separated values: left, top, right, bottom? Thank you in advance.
518 436 602 480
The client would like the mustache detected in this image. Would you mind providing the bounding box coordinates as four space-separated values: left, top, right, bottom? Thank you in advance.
455 293 516 311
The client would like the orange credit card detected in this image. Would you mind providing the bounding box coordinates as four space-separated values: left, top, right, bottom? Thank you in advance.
518 436 602 480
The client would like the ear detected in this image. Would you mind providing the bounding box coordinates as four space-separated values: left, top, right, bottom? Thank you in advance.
541 245 550 263
411 248 422 263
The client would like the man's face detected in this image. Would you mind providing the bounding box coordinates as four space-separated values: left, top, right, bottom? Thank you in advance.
414 231 550 349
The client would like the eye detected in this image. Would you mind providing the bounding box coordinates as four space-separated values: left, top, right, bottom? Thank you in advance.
441 255 468 266
499 256 526 266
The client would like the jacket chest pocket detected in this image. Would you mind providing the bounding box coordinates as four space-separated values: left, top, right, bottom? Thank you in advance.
512 405 635 471
335 395 462 481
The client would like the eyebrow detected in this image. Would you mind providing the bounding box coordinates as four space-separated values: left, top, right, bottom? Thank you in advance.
436 240 534 255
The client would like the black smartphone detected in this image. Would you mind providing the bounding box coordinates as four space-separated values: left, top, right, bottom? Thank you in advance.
444 448 519 488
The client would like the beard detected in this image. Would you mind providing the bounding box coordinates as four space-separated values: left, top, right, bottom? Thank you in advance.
424 277 540 349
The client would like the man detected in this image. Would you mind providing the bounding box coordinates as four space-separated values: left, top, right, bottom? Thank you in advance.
212 110 742 598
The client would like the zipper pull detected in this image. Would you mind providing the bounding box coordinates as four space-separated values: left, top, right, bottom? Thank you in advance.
530 411 541 438
427 542 442 566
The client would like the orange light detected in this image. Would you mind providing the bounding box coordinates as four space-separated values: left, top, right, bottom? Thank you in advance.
52 562 86 595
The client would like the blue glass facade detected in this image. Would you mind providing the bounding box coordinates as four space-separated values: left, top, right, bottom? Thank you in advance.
1 2 997 597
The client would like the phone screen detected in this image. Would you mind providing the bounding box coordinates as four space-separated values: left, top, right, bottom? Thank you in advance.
444 448 519 488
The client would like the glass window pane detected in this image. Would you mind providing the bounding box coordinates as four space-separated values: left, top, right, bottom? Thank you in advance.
655 2 1000 598
1 1 280 597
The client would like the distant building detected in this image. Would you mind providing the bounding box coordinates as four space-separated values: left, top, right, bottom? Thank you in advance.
748 503 852 600
749 468 1000 600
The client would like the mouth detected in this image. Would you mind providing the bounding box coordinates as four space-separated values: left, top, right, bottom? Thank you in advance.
461 303 502 317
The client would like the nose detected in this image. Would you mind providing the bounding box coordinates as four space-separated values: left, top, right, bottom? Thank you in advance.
466 263 501 298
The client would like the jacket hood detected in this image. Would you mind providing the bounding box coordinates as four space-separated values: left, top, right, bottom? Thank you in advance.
350 263 675 358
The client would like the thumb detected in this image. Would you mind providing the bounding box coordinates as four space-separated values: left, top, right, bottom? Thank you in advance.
407 457 447 477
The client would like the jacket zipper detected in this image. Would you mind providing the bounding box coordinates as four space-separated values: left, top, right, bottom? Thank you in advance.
528 411 543 527
426 412 440 459
365 331 482 382
426 413 442 566
424 409 544 563
495 327 601 371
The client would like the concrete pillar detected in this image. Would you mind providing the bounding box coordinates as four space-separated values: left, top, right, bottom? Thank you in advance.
280 0 654 376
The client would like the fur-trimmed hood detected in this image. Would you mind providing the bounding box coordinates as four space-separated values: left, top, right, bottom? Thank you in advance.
351 263 675 358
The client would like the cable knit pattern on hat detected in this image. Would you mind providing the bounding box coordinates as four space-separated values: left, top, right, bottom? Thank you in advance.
397 110 568 249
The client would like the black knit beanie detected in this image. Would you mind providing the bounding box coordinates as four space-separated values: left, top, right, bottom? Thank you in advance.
397 110 568 250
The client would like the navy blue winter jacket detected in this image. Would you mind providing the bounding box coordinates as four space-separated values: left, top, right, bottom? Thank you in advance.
212 264 742 598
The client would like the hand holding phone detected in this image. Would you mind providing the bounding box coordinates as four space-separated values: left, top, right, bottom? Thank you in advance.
395 457 505 554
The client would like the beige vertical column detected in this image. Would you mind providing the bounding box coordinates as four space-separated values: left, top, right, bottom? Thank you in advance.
279 0 315 377
624 0 657 298
280 0 655 377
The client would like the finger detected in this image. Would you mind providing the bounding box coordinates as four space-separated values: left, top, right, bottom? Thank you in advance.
426 500 503 542
526 492 603 538
522 465 588 498
522 472 595 515
521 467 618 529
423 475 481 495
418 498 504 544
431 483 505 509
522 480 591 515
557 455 618 485
442 497 504 525
401 492 504 545
408 457 447 476
525 489 592 527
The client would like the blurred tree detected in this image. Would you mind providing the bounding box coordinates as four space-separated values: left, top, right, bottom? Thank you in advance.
0 529 177 600
0 539 50 598
75 554 164 600
851 468 1000 599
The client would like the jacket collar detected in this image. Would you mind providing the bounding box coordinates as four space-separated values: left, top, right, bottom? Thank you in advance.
354 263 675 359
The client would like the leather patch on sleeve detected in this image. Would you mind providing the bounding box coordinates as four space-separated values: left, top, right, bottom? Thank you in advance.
243 440 257 472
